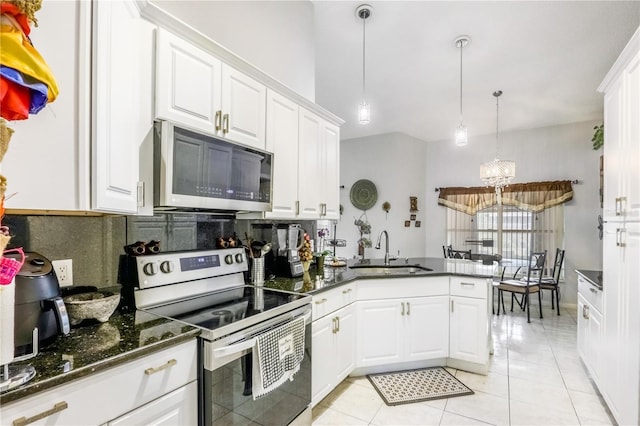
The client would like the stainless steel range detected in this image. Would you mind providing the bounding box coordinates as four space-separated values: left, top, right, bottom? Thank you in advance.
126 248 312 425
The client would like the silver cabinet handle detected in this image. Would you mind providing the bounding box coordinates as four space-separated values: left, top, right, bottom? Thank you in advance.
315 298 327 305
451 300 454 312
144 358 177 375
407 302 411 315
589 287 597 294
615 196 626 216
401 302 405 316
336 316 340 332
13 402 68 426
583 305 590 320
295 200 300 216
215 110 222 131
332 317 337 334
342 288 352 294
222 113 229 134
460 282 475 286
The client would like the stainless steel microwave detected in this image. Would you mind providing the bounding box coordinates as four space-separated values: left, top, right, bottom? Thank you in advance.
154 121 272 212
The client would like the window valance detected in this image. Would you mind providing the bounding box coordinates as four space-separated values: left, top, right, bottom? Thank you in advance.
438 180 573 215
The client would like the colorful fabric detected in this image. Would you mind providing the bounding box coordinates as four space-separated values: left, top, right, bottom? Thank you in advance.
0 12 58 103
0 75 29 120
0 65 47 114
0 3 30 35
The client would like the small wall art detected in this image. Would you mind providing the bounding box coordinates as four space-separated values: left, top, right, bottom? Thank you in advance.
415 221 421 227
404 220 411 227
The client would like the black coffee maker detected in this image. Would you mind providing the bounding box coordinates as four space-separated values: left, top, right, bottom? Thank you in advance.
13 252 70 357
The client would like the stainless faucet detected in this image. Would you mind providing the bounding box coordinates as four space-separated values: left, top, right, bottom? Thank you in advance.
375 230 390 265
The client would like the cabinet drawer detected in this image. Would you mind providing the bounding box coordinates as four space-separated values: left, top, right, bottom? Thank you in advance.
312 283 357 320
357 277 449 301
2 339 197 425
578 276 603 312
450 277 489 299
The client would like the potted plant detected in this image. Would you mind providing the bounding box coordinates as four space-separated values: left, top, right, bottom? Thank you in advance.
592 124 604 150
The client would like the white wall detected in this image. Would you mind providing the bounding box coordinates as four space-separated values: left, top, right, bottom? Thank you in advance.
335 132 428 261
426 119 603 306
150 0 315 100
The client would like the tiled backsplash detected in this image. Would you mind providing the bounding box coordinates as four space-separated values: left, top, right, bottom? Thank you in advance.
4 213 320 288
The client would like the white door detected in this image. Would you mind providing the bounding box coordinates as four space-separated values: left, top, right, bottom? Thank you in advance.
450 296 487 364
221 65 266 150
357 300 403 367
92 0 150 214
155 28 222 134
321 121 340 219
623 51 640 221
405 296 449 361
311 315 336 406
265 90 299 218
334 305 356 383
603 78 624 220
297 108 322 218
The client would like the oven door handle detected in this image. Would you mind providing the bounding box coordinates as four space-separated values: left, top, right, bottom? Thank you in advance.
213 338 256 358
211 311 311 358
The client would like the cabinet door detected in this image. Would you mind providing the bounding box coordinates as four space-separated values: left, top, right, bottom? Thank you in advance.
335 304 356 383
450 296 487 364
297 108 322 218
265 90 299 219
577 295 588 361
356 300 403 367
405 296 449 361
3 1 91 211
623 51 639 221
156 28 222 134
587 305 603 385
311 315 336 406
108 381 198 425
92 0 152 214
603 77 624 220
221 65 266 150
321 121 340 219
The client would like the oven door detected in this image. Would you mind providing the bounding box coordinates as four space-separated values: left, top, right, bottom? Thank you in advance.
201 304 311 426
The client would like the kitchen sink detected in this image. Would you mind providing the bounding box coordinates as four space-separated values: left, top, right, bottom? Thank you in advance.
349 265 433 275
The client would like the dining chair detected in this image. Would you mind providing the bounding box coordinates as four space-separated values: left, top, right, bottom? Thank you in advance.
540 248 565 315
443 245 452 258
445 247 472 259
496 251 547 323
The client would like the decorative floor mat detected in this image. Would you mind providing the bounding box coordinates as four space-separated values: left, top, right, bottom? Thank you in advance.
367 367 474 406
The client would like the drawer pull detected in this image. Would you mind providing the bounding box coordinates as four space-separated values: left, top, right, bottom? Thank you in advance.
407 302 411 315
215 110 222 131
589 287 597 294
13 401 68 426
144 358 177 375
401 302 405 316
460 282 475 286
315 298 327 305
342 288 352 294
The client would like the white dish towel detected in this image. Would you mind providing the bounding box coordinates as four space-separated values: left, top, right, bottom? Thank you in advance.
252 316 306 399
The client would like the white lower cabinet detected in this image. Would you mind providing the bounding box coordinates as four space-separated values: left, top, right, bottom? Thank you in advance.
449 296 488 364
577 293 603 384
1 340 197 425
356 296 449 368
106 381 198 425
311 304 355 406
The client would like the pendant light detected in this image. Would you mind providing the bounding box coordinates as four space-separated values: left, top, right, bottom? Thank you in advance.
454 35 470 146
480 90 515 203
356 4 372 124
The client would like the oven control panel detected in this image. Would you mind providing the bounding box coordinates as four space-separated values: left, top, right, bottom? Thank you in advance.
135 248 247 289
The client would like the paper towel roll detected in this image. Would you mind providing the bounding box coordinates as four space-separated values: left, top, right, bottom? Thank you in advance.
0 278 15 365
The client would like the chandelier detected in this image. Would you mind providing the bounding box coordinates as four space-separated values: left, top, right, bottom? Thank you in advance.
480 90 515 202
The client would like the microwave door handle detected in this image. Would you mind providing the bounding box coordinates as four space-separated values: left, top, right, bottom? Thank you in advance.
213 338 256 358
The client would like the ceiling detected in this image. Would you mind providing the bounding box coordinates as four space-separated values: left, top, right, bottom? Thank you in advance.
312 1 640 142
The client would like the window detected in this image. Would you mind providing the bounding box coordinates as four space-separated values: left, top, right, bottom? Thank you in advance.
445 204 564 277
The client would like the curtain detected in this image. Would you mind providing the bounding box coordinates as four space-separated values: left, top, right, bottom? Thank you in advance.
438 180 573 215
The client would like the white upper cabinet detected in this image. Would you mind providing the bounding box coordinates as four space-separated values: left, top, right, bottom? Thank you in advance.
155 28 266 150
92 0 154 214
265 90 299 218
3 0 151 214
221 66 266 149
155 27 222 135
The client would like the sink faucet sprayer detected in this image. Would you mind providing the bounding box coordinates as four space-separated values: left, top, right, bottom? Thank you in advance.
376 230 390 265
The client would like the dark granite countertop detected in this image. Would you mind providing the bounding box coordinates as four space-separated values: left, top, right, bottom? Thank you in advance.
1 308 199 405
265 257 498 294
576 269 603 290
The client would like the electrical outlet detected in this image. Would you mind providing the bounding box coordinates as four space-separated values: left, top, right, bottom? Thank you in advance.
52 259 73 287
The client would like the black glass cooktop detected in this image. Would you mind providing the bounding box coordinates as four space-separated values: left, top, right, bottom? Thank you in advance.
142 285 306 332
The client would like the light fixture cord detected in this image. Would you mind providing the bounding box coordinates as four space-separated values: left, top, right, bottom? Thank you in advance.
495 93 500 159
362 13 366 100
459 42 463 123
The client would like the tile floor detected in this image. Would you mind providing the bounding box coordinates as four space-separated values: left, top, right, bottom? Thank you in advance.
312 303 615 426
